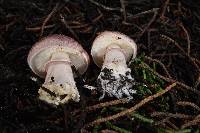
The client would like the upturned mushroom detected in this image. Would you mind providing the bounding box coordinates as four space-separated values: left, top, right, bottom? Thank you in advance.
27 34 89 105
91 31 137 100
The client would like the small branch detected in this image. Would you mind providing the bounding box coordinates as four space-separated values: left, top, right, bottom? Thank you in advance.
176 101 200 112
60 14 80 42
154 117 170 126
160 34 185 53
194 75 200 89
160 34 200 90
87 98 128 111
122 21 143 32
166 120 179 130
120 0 126 22
40 3 59 37
141 62 200 96
83 83 176 128
132 8 159 18
181 118 200 129
136 9 158 42
26 24 55 32
88 0 122 12
151 111 194 119
92 9 103 23
73 98 129 114
160 34 200 73
177 22 191 56
160 0 170 19
144 56 172 78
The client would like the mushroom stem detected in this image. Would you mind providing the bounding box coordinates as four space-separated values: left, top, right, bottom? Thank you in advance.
102 44 127 70
38 52 80 105
97 44 136 100
44 52 75 86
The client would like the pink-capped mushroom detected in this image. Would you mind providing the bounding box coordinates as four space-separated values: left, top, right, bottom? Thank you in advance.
91 31 137 100
27 34 89 105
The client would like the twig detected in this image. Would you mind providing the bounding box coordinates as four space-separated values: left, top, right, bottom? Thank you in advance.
166 120 179 130
154 117 170 126
92 9 103 23
160 34 185 53
132 8 159 18
140 62 200 96
122 21 143 32
193 58 200 66
26 24 55 32
68 24 89 29
176 101 200 112
144 56 172 78
194 75 200 89
152 53 180 57
120 0 126 22
160 34 200 73
87 98 128 110
60 14 80 42
73 98 129 114
181 118 200 129
160 34 200 88
88 0 122 12
151 112 194 119
136 8 158 42
195 114 200 119
40 3 59 37
83 83 176 128
177 22 191 56
160 0 170 19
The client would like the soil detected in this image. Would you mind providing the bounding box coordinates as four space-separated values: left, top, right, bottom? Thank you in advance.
0 0 200 132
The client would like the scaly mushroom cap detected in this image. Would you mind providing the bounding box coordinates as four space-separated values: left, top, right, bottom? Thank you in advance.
91 31 137 67
27 34 90 78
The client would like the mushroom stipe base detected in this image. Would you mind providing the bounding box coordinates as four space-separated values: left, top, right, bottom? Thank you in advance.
97 67 136 100
38 82 80 105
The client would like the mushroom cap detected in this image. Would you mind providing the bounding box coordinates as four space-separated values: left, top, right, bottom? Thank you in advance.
27 34 90 78
91 31 137 67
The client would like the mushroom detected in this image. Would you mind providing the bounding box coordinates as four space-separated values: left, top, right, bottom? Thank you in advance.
91 31 137 100
27 34 89 105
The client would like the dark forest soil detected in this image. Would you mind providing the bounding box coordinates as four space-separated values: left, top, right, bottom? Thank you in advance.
0 0 200 133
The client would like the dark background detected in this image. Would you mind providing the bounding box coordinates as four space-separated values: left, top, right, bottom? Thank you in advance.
0 0 200 132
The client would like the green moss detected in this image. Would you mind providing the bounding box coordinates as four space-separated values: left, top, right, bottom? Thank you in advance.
130 54 170 111
105 121 132 133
